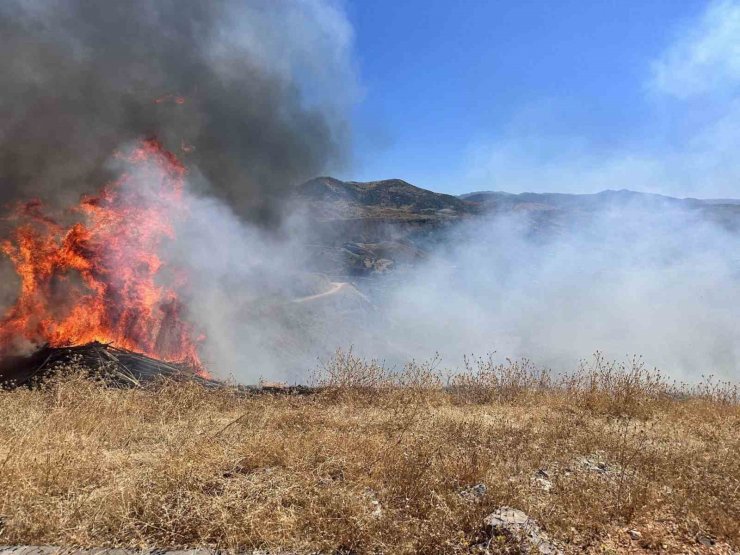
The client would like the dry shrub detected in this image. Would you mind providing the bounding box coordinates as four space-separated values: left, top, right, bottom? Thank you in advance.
0 352 737 554
448 354 553 404
312 348 393 390
561 354 677 419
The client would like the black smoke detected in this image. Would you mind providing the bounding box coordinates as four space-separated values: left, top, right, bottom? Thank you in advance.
0 0 353 221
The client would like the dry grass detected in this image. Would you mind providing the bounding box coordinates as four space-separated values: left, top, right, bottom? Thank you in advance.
0 351 737 554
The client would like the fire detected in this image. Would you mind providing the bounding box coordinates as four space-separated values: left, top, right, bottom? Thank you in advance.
0 139 203 368
154 93 186 105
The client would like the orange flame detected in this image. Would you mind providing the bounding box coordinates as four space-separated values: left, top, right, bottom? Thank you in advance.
154 93 186 105
0 139 203 369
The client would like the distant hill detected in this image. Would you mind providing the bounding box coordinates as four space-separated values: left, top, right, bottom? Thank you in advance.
699 198 740 205
292 177 480 277
295 177 478 221
459 188 740 234
293 178 740 277
460 188 740 210
299 179 740 215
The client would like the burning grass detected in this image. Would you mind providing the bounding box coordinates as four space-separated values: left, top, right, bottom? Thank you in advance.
0 352 737 554
0 139 202 366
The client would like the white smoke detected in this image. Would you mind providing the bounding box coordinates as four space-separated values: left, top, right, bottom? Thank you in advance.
168 186 740 383
132 0 740 382
5 0 736 384
375 205 740 381
114 0 740 383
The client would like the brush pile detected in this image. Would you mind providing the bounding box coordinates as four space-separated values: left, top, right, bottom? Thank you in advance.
0 341 216 388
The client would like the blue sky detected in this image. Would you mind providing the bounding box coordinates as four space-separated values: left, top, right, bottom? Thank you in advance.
336 0 740 198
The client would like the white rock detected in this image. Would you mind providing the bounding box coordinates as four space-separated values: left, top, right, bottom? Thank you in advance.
484 507 562 555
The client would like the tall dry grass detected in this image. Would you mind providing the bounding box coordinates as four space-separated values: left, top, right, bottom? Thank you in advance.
0 351 737 554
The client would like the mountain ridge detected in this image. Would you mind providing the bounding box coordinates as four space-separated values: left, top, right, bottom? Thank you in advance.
297 177 740 210
293 177 740 277
295 176 477 218
460 188 740 207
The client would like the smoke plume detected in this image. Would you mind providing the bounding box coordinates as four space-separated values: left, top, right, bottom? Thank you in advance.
377 204 740 381
1 1 737 384
171 195 740 383
0 0 354 221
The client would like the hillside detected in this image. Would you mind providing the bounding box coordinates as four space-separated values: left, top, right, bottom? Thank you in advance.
461 188 740 233
293 177 740 277
295 176 478 221
299 179 740 224
461 188 740 213
292 178 479 276
460 189 685 208
293 179 740 277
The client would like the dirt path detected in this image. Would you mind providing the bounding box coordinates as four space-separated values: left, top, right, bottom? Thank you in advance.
291 281 347 303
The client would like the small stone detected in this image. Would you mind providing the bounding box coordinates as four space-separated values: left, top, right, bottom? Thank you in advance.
484 507 530 529
468 541 491 554
697 535 716 547
580 457 609 473
370 499 382 517
459 483 487 501
484 507 562 555
628 529 642 540
363 488 383 517
535 477 553 492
